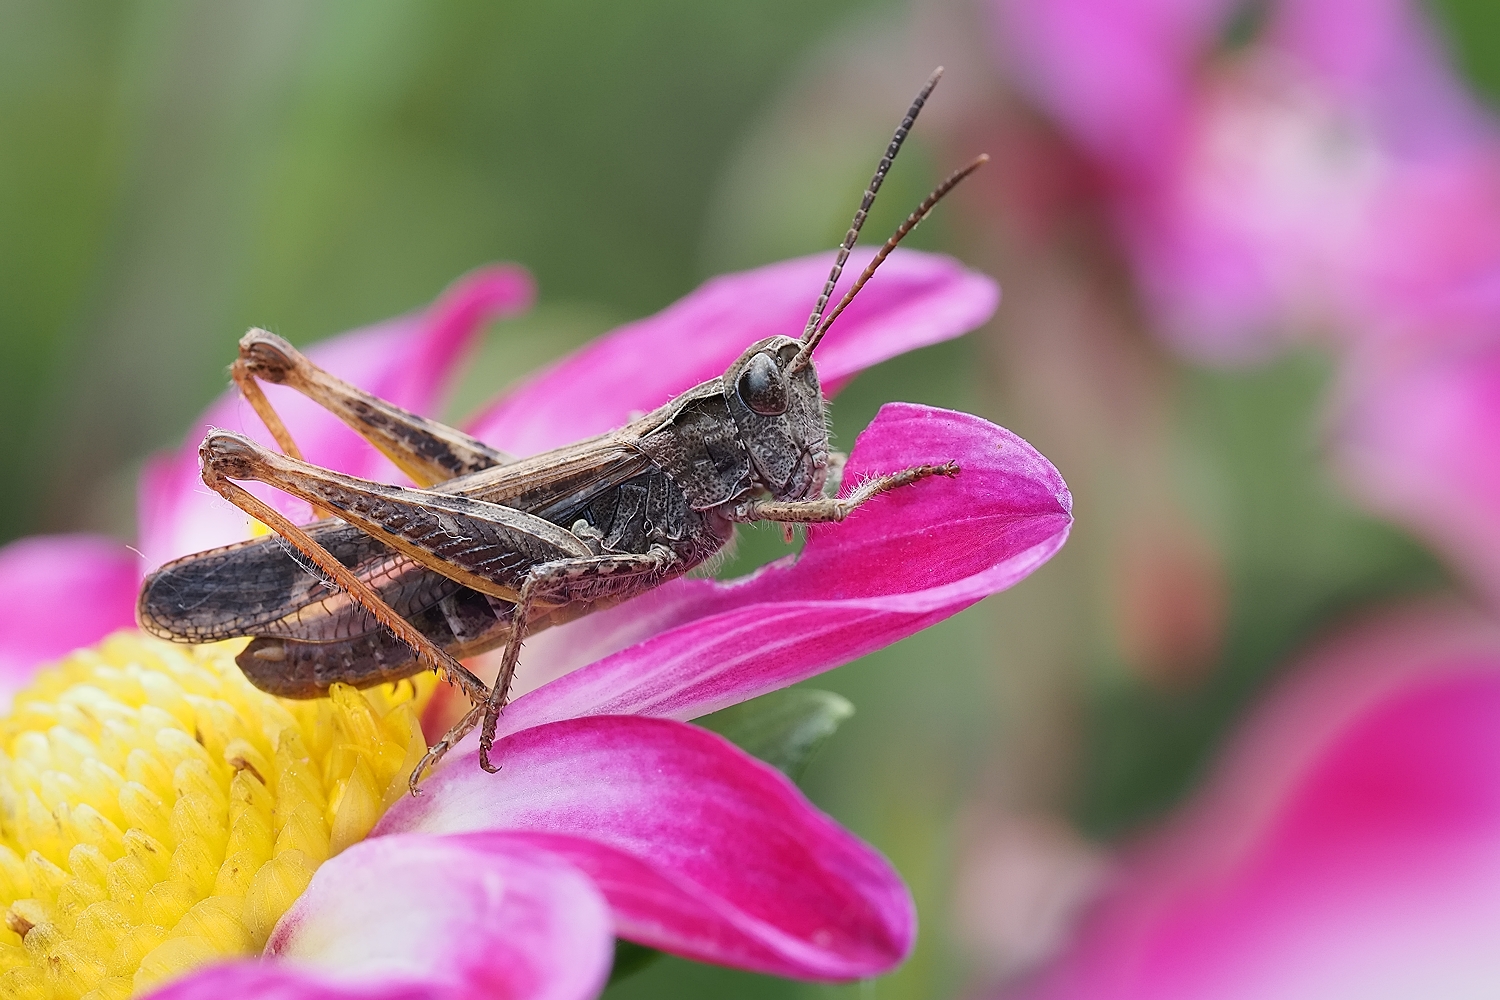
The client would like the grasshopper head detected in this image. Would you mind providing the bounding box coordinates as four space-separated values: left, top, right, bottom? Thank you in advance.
723 335 829 501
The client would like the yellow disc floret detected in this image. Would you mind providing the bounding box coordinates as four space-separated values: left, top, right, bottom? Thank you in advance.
0 632 434 999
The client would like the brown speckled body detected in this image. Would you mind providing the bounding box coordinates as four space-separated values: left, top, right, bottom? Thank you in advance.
138 335 823 697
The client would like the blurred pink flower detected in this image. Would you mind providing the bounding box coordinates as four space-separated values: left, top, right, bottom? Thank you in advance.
0 252 1072 997
996 0 1500 618
1009 601 1500 1000
995 0 1500 362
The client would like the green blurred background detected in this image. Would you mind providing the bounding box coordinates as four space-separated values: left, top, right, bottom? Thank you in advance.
1 1 1495 996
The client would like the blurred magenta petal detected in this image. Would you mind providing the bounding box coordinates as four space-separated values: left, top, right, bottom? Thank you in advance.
1018 602 1500 1000
480 402 1069 737
138 265 534 570
1332 336 1500 607
1125 59 1388 360
996 0 1229 177
0 534 140 703
466 249 998 455
1359 155 1500 342
997 0 1326 358
1266 0 1484 149
149 834 611 1000
378 716 914 981
995 0 1499 361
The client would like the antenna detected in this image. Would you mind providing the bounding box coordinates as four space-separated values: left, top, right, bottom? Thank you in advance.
798 67 944 347
789 153 989 373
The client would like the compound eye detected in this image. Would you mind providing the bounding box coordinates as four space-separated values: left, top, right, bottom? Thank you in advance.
736 352 789 416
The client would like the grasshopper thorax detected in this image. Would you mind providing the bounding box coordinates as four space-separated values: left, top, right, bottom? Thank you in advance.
723 335 828 502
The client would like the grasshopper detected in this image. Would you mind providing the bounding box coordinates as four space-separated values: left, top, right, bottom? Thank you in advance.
138 68 986 791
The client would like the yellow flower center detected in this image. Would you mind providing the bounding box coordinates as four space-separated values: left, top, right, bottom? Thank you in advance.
0 632 434 999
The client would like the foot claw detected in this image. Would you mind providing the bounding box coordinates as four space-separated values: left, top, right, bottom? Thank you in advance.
478 743 500 773
409 738 454 795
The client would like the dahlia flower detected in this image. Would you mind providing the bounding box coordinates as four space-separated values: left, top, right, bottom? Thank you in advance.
0 250 1071 998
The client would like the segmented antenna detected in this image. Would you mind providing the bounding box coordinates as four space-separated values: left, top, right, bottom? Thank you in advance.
789 153 989 372
798 66 945 348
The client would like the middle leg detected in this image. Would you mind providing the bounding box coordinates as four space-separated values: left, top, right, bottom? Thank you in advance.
477 544 679 771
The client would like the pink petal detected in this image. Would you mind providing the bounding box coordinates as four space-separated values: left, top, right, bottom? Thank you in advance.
995 0 1231 179
465 249 998 455
1018 602 1500 1000
1357 152 1500 341
147 834 611 1000
0 534 141 706
489 403 1070 737
1331 336 1500 608
138 265 534 570
376 716 914 981
1266 0 1486 150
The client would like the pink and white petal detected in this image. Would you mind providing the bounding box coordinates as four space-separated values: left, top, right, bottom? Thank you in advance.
465 249 997 456
1331 336 1500 609
1017 601 1500 1000
138 265 534 570
147 966 435 1000
377 716 914 982
489 403 1070 733
0 534 141 706
145 834 612 1000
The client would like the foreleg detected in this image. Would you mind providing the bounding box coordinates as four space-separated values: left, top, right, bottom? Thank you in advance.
739 461 958 525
